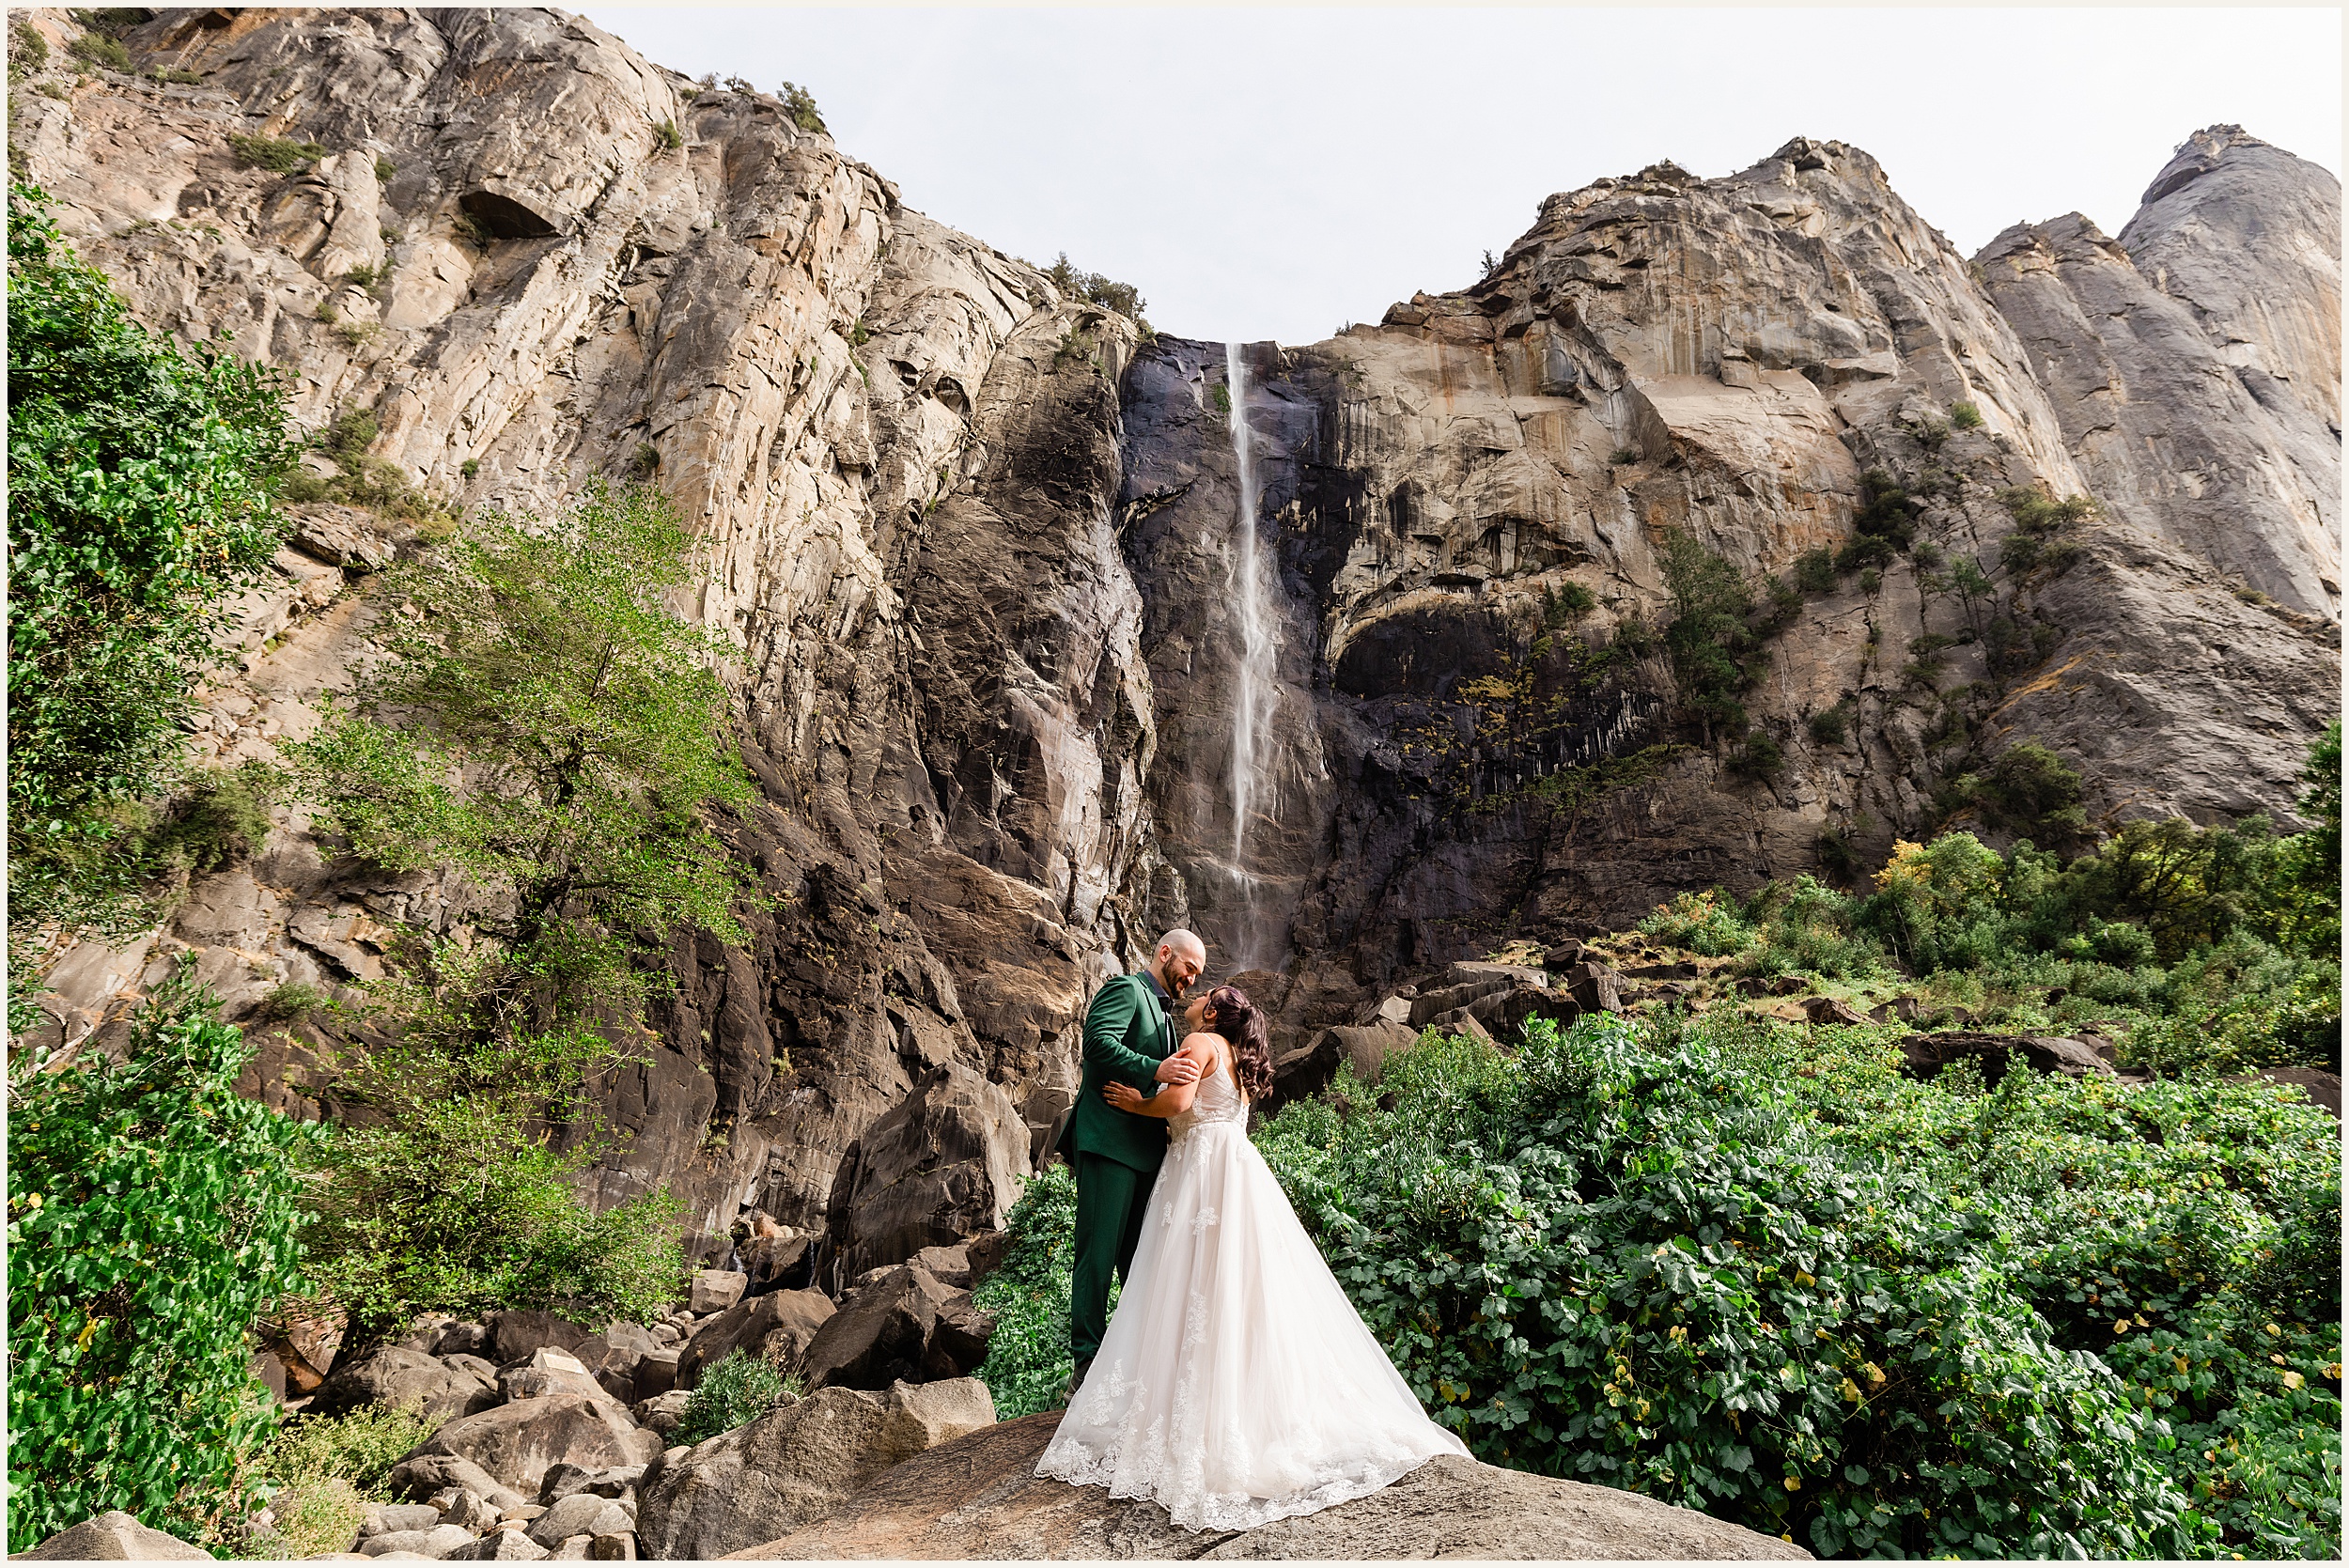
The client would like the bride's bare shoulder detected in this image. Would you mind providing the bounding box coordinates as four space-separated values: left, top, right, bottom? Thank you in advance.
1181 1032 1228 1064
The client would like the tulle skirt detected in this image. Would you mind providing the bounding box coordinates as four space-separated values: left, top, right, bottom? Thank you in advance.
1035 1119 1469 1530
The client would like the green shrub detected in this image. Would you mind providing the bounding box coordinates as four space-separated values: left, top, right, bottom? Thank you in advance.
1727 729 1781 782
1806 705 1849 746
677 1351 793 1444
1608 446 1640 466
1043 252 1147 329
9 17 51 78
372 156 395 182
244 1403 436 1559
1949 400 1983 429
7 966 320 1550
653 117 682 151
67 29 130 71
8 183 295 947
1255 1015 2264 1558
1793 547 1836 594
1640 889 1755 957
1658 529 1765 743
777 80 824 134
972 1162 1087 1419
226 132 327 173
149 66 198 84
1543 580 1596 624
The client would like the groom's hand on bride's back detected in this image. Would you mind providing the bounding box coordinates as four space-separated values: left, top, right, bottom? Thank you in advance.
1156 1054 1203 1085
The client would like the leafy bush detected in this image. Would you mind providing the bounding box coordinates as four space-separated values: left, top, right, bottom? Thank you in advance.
677 1351 793 1444
1793 548 1836 595
67 28 130 71
972 1162 1085 1419
653 117 682 150
288 484 744 1337
1806 704 1849 747
1941 739 2088 846
1043 252 1149 332
1641 890 1756 956
7 966 319 1550
9 17 51 78
244 1404 437 1559
1949 400 1983 429
777 80 824 134
305 1087 689 1340
1254 1012 2338 1557
1658 529 1765 743
7 183 294 941
226 132 327 173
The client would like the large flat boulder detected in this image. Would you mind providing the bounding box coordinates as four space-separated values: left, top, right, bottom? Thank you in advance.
12 1512 212 1560
726 1411 1808 1560
635 1378 995 1560
311 1345 497 1421
823 1061 1029 1278
1897 1031 2117 1088
793 1264 979 1390
676 1289 835 1389
403 1393 660 1498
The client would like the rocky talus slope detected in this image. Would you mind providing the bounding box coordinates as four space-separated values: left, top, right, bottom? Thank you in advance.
8 12 2339 1531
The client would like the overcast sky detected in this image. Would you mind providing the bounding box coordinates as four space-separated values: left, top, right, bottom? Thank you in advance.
580 6 2342 347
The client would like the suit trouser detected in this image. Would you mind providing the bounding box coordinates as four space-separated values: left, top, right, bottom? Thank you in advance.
1069 1150 1158 1374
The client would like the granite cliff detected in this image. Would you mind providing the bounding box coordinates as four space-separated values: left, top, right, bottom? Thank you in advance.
12 8 2339 1274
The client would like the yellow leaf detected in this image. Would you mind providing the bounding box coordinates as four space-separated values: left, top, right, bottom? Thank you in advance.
1783 1476 1801 1492
2112 1319 2130 1334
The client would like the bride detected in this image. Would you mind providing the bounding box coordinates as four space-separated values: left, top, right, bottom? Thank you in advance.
1035 985 1469 1530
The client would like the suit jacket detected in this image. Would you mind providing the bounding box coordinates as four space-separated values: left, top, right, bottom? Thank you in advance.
1057 970 1175 1172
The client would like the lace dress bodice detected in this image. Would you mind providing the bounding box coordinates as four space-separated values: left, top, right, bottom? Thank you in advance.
1166 1051 1247 1142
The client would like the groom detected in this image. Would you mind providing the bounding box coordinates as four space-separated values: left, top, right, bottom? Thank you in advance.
1057 927 1207 1391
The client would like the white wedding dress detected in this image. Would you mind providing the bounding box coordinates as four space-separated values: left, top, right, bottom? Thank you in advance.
1035 1049 1469 1530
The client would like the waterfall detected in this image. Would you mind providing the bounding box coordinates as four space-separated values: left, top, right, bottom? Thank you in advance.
1221 342 1280 972
1226 342 1273 867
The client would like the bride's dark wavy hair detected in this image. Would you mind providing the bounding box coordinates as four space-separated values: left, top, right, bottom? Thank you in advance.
1205 986 1274 1101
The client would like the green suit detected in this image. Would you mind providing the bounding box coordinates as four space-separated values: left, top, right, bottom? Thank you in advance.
1058 970 1174 1375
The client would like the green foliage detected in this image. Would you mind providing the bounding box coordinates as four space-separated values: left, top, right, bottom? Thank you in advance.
777 80 824 134
1044 252 1149 332
1793 548 1836 595
67 28 130 71
972 1161 1086 1419
1949 401 1984 430
284 404 451 526
304 1083 690 1340
1998 486 2097 573
1834 470 1912 575
1543 580 1596 625
244 1404 437 1559
9 17 51 78
1640 889 1755 957
1727 729 1781 783
1608 446 1640 466
287 484 741 1336
8 183 295 943
1940 740 2088 847
1658 530 1765 742
148 65 199 85
226 132 327 173
7 966 320 1550
1807 704 1850 747
677 1351 794 1443
1257 1011 2339 1557
653 117 682 151
373 155 395 182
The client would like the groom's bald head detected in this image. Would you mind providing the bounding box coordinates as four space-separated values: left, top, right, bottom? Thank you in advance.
1153 929 1206 996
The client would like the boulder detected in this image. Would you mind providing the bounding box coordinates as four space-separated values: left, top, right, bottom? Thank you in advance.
676 1289 835 1389
1897 1031 2119 1088
13 1512 214 1560
689 1269 747 1315
823 1061 1031 1278
793 1264 961 1390
634 1379 996 1560
360 1524 474 1558
383 1454 530 1514
1485 986 1581 1038
358 1505 443 1539
1443 960 1547 990
446 1532 547 1562
741 1232 817 1294
628 1346 679 1400
724 1410 1807 1560
485 1312 592 1366
1799 996 1870 1027
925 1296 996 1380
272 1303 349 1395
1559 961 1625 1016
499 1348 611 1405
313 1346 496 1422
403 1394 661 1498
432 1322 493 1358
630 1389 692 1437
586 1535 634 1561
526 1495 634 1549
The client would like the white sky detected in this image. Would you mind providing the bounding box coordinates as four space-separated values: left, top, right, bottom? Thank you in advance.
580 6 2343 347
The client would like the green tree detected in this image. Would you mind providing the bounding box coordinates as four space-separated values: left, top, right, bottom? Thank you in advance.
288 483 748 1334
1657 529 1762 744
7 182 296 936
7 966 320 1551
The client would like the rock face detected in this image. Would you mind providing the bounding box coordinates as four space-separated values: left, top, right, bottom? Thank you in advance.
632 1378 997 1560
723 1409 1809 1560
11 1 2338 1258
